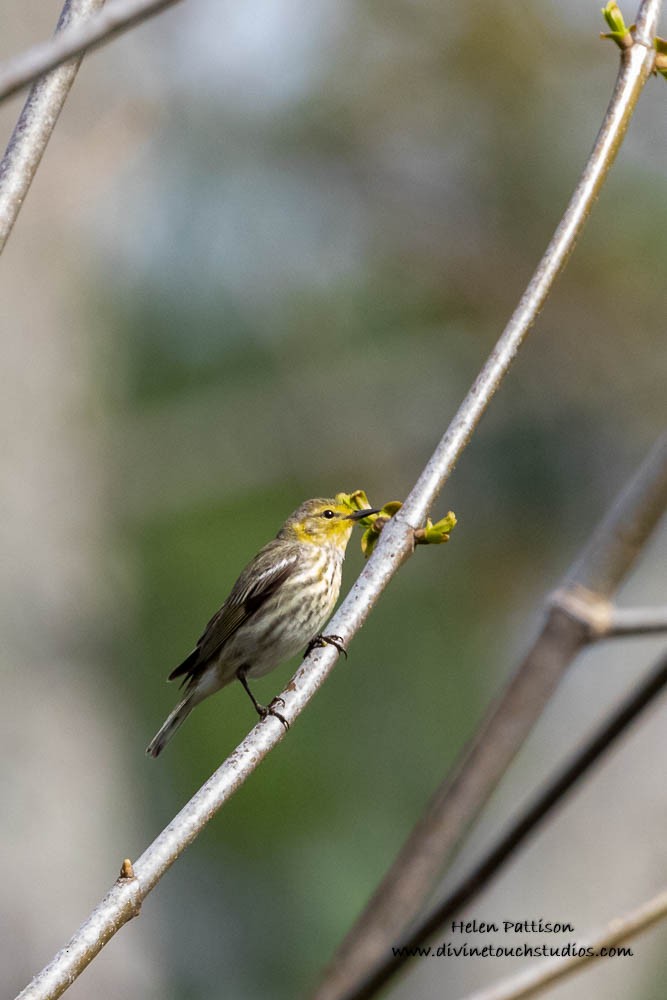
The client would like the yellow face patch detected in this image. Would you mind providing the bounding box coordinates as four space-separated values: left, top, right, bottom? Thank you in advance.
289 501 357 545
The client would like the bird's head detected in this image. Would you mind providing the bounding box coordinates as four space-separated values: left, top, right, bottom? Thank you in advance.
279 496 380 549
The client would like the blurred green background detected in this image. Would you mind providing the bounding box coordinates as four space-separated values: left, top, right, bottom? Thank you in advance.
2 2 666 999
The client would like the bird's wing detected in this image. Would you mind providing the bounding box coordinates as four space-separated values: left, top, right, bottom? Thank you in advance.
168 544 300 681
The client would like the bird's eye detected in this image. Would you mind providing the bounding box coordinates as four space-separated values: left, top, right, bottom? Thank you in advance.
321 509 336 519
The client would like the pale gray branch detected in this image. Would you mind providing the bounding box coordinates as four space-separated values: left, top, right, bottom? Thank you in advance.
319 434 667 1000
14 3 664 1000
0 0 182 104
0 0 105 253
387 10 660 533
552 589 667 638
607 605 667 636
461 886 667 1000
313 6 664 997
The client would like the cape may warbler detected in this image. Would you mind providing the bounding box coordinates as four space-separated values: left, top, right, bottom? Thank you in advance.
146 496 378 757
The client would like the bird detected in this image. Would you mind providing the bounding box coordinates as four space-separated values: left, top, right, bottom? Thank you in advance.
146 496 378 757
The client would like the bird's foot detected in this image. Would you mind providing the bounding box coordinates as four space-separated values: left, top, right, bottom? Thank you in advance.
305 633 348 659
257 696 289 730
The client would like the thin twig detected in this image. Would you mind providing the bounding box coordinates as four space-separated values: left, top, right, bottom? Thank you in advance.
607 606 667 636
344 649 667 999
313 5 664 995
0 0 182 104
0 0 105 253
553 590 667 638
460 886 667 1000
14 3 663 999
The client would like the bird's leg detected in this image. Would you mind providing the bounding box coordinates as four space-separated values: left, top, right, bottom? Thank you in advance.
236 666 289 730
305 633 348 659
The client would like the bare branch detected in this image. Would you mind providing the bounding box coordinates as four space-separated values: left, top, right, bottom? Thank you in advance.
387 5 661 533
316 433 667 1000
313 5 665 993
14 3 663 999
552 589 667 638
342 648 667 999
0 0 182 104
607 605 667 636
460 886 667 1000
0 0 105 253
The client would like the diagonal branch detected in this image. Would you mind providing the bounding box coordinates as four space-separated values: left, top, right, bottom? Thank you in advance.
343 647 667 999
386 3 660 534
313 4 664 995
316 432 667 1000
0 0 182 104
15 3 663 999
0 0 105 253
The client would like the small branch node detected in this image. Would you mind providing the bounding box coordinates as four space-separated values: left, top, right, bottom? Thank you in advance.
549 585 614 640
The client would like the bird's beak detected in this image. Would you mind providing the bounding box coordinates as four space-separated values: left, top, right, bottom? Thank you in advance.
346 507 381 521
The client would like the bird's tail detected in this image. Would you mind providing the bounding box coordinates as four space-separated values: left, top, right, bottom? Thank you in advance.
146 692 196 758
